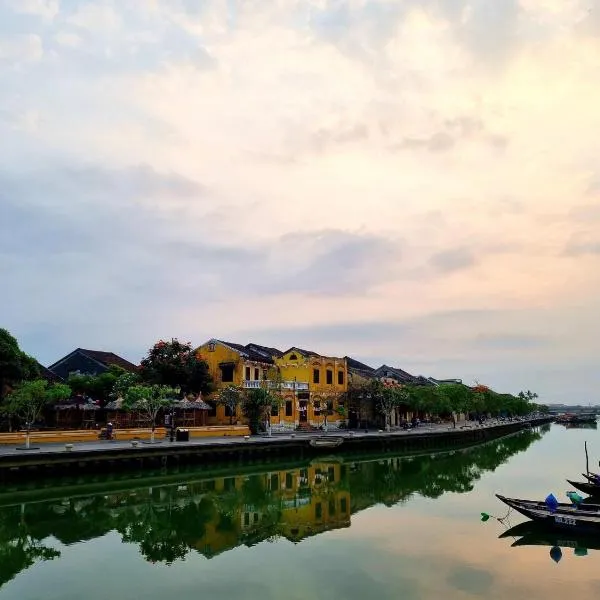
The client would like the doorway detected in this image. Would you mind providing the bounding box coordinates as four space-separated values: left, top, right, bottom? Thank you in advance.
299 400 308 423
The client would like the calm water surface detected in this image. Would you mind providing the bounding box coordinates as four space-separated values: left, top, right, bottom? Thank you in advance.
1 424 600 600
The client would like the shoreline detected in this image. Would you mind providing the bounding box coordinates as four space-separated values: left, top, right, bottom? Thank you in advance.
0 417 553 480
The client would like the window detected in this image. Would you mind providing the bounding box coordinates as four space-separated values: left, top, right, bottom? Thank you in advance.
338 371 344 385
326 370 333 385
289 354 297 360
315 502 322 520
224 477 235 491
340 497 347 513
244 512 250 526
254 367 259 380
225 405 236 417
313 368 320 384
207 401 217 417
245 366 251 380
329 499 336 516
253 513 259 524
271 404 279 417
208 342 216 352
285 400 293 417
271 474 279 490
220 365 234 382
328 466 335 482
313 400 321 414
285 472 293 489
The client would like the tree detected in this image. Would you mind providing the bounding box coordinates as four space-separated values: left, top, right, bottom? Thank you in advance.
112 371 142 400
140 339 213 396
0 329 39 401
377 385 409 431
123 384 178 443
67 365 128 407
3 380 71 449
216 385 243 425
242 387 281 435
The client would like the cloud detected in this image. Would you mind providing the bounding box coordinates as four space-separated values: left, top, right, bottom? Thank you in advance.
5 0 59 20
66 4 121 32
563 235 600 256
54 32 83 48
0 34 43 64
1 0 600 403
429 247 476 273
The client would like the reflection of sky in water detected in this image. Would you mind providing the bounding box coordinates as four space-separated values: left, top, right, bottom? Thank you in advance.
2 425 600 600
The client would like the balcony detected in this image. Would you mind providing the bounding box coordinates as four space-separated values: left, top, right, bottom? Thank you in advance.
242 380 309 391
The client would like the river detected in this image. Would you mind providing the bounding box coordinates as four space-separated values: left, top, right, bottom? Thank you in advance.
0 423 598 600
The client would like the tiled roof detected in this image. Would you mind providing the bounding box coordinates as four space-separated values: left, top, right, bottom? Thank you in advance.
283 346 321 357
78 349 139 372
37 362 64 382
375 364 419 384
217 340 274 364
246 343 284 359
345 357 376 373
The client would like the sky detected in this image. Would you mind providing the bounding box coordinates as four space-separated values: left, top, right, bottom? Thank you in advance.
1 0 599 404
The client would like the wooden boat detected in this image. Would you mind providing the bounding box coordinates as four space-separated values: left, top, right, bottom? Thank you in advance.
567 479 600 497
309 436 344 448
496 494 600 533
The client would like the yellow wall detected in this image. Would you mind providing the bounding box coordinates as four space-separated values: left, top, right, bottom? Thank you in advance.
196 341 349 430
196 339 272 426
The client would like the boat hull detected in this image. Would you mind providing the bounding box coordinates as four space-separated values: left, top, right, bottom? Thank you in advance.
496 494 600 533
566 479 600 498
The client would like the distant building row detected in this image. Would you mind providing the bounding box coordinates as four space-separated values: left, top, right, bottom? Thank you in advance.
44 341 463 431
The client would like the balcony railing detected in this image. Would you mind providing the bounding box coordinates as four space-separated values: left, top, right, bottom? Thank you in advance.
242 380 309 391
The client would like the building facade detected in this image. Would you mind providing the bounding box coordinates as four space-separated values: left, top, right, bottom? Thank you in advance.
196 340 348 431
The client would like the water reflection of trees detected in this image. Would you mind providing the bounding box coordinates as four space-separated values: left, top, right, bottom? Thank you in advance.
0 429 543 584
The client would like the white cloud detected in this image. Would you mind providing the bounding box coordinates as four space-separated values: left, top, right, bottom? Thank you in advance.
54 32 83 48
5 0 59 20
66 3 121 32
2 0 600 401
0 33 44 64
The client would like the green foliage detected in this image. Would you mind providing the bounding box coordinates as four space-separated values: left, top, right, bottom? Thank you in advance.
123 384 177 418
3 380 71 445
140 338 213 395
0 329 40 399
242 387 281 434
112 371 142 400
216 385 243 424
3 380 71 424
67 365 127 406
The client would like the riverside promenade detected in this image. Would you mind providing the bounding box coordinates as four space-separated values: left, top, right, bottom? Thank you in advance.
0 417 553 480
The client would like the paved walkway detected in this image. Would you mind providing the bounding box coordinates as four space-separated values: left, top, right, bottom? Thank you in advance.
0 421 505 457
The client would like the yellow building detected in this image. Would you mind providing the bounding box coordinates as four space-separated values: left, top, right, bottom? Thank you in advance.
196 340 348 431
274 347 348 431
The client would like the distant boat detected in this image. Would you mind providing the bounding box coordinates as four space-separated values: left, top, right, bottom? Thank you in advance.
556 413 597 425
496 494 600 533
309 436 344 448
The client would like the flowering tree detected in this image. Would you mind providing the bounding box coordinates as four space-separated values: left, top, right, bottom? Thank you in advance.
123 384 178 443
4 380 71 449
140 339 213 396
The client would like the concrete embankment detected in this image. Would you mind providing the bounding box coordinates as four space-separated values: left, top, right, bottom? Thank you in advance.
0 417 553 480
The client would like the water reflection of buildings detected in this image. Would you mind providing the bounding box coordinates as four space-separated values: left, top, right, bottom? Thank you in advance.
0 427 545 585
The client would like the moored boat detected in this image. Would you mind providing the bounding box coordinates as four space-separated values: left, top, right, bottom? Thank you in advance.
309 436 344 448
496 494 600 533
566 479 600 498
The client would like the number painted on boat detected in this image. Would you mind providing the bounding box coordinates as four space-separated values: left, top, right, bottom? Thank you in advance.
555 516 576 526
